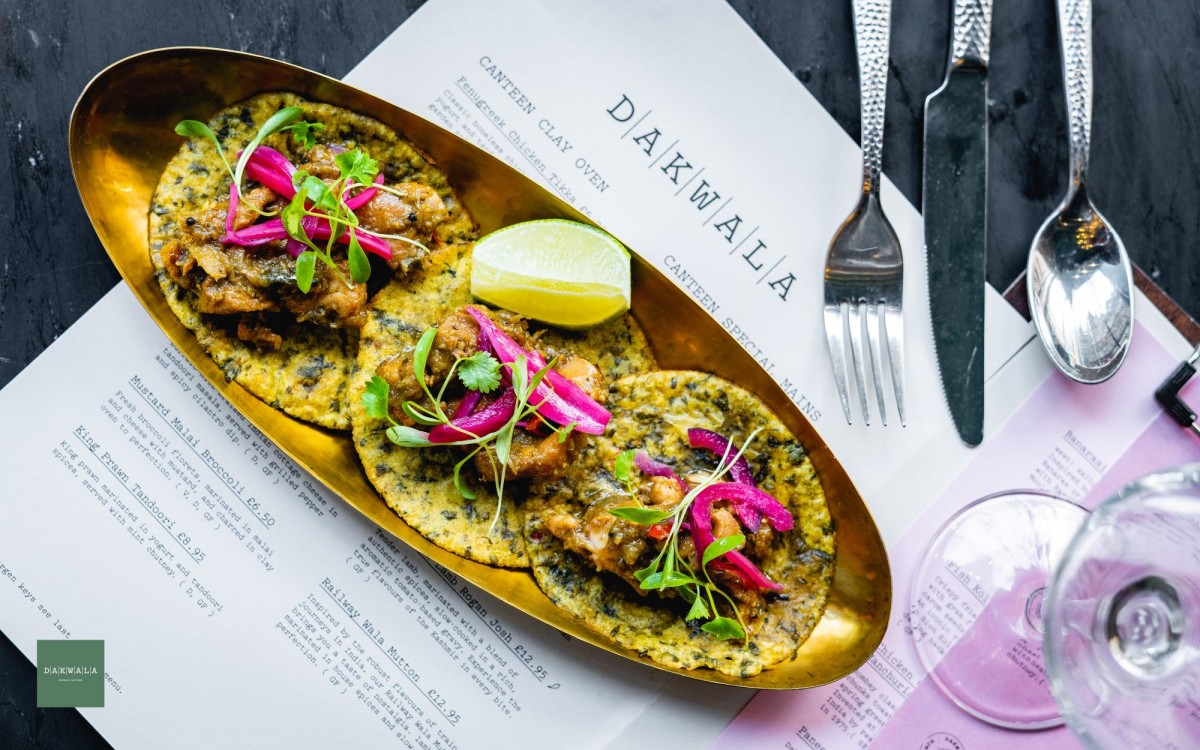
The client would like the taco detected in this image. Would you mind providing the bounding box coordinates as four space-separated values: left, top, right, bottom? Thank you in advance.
351 249 657 568
523 370 834 677
149 92 474 429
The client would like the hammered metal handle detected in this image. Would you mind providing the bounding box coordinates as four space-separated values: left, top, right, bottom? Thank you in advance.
1058 0 1092 186
952 0 993 68
853 0 891 195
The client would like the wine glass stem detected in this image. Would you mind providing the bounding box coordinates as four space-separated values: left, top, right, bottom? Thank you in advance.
1104 575 1184 675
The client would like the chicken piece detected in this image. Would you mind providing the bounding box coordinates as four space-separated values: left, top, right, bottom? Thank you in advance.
194 276 276 315
542 495 650 589
554 354 607 404
710 506 744 551
297 144 342 180
374 307 505 408
426 308 481 383
230 186 278 230
281 260 368 328
640 475 684 510
743 521 776 560
237 318 283 349
357 183 448 272
473 430 581 480
160 240 191 283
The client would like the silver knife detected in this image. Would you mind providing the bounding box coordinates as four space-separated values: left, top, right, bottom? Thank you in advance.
924 0 992 447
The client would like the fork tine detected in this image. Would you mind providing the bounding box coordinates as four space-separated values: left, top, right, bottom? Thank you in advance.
884 303 906 426
847 301 872 426
823 303 854 424
866 301 888 426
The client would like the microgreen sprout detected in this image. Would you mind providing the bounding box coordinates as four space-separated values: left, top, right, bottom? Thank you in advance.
362 327 574 531
608 428 765 641
175 107 431 294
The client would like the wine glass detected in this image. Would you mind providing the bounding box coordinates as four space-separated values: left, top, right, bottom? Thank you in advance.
908 465 1200 748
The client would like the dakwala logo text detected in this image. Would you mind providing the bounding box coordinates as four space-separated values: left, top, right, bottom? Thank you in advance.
37 639 104 707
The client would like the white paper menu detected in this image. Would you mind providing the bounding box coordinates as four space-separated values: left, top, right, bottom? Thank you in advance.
0 286 740 748
0 1 1060 748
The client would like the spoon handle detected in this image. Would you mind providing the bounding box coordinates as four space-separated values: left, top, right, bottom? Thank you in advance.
1058 0 1093 186
853 0 891 196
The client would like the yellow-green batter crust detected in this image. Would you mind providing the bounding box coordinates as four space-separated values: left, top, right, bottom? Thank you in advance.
351 248 658 568
524 370 834 676
149 92 474 429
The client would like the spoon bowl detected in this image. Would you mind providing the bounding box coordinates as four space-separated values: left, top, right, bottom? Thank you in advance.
1027 0 1134 384
1027 186 1133 383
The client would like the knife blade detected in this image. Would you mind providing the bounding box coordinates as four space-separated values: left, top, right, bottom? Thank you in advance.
924 0 992 447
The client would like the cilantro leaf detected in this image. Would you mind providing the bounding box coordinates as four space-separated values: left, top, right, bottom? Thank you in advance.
613 449 636 495
362 376 392 420
685 594 711 622
457 351 502 393
556 421 577 444
335 149 379 186
288 120 324 150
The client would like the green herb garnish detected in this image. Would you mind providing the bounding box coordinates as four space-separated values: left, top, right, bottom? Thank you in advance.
613 448 637 496
174 108 430 294
609 429 764 641
362 328 572 530
457 351 503 393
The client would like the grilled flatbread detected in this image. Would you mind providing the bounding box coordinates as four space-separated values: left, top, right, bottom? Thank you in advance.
351 249 657 567
149 92 473 429
524 370 834 676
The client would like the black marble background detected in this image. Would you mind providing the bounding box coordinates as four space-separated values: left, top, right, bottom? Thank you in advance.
3 1 1199 747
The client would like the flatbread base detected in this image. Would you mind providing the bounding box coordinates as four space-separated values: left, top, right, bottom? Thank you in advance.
352 249 658 568
524 370 834 676
149 92 474 430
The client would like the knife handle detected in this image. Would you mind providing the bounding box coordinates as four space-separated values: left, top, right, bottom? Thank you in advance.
1058 0 1092 186
852 0 891 195
952 0 993 69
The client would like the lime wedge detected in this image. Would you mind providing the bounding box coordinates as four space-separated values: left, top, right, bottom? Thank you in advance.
470 219 632 329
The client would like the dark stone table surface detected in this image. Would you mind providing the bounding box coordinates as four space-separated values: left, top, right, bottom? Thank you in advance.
3 1 1199 746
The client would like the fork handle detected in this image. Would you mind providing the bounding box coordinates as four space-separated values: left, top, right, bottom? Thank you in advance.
1058 0 1092 187
853 0 892 196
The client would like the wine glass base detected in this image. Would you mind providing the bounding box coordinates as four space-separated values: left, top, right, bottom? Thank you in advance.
909 491 1088 730
1045 465 1200 749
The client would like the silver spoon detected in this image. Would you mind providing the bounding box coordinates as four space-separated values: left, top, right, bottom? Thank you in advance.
1027 0 1133 384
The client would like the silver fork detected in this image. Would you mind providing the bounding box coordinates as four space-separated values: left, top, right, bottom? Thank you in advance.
823 0 905 427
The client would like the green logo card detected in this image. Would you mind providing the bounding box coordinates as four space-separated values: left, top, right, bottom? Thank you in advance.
37 640 104 708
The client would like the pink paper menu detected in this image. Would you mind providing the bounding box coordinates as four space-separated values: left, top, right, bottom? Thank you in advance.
718 322 1200 749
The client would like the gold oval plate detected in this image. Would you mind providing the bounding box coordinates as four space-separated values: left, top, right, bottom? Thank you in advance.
69 47 890 689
